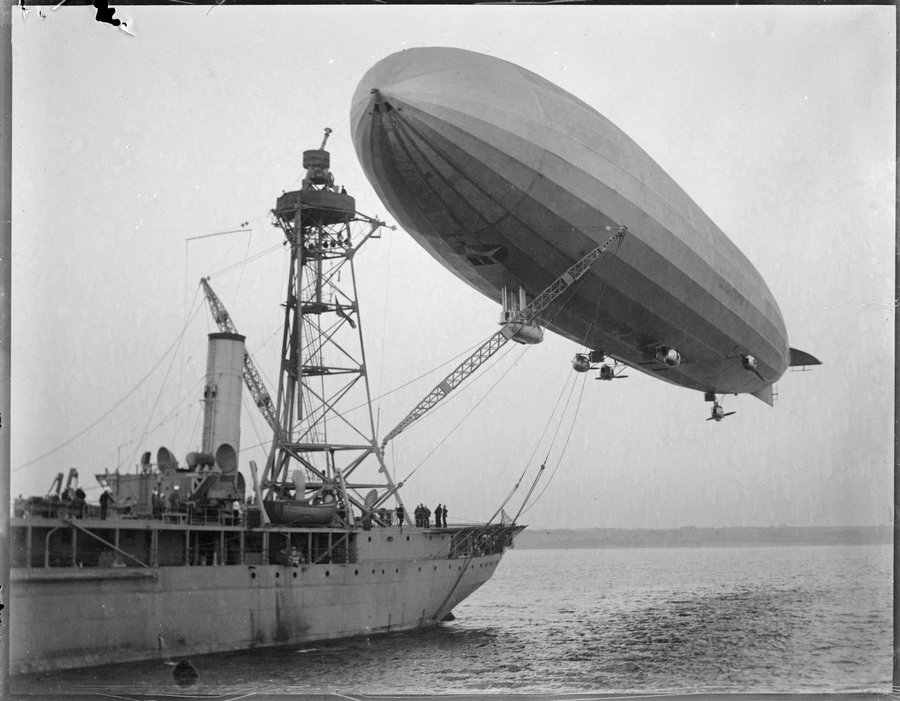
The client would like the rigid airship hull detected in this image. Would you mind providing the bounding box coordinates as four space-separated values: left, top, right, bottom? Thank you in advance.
351 48 794 402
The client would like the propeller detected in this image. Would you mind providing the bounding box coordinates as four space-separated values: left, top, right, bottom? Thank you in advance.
706 401 736 422
596 363 629 381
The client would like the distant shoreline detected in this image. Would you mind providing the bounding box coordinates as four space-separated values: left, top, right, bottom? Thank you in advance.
514 525 892 549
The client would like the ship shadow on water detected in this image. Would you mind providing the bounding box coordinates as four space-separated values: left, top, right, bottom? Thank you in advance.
10 626 511 697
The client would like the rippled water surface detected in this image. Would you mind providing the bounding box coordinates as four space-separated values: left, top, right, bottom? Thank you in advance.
15 544 891 695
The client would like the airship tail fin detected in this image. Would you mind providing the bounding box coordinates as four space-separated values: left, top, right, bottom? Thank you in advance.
789 347 822 367
751 384 775 406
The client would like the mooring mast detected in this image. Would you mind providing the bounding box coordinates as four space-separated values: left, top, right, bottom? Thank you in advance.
262 128 401 525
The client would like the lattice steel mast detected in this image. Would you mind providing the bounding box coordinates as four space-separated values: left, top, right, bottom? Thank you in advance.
261 128 400 524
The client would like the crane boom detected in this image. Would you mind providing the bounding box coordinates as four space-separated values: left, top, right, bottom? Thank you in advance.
200 277 279 433
380 227 626 448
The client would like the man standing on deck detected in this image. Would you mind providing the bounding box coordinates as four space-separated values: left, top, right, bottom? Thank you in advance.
395 504 405 527
423 504 431 528
74 486 86 518
441 504 448 528
434 503 443 528
99 488 113 520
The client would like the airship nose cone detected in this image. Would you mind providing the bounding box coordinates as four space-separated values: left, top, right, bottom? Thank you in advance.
351 47 529 138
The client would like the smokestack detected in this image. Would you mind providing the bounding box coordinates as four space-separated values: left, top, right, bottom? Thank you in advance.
201 332 245 473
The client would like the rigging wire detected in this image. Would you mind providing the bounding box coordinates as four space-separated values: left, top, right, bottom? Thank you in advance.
203 242 283 281
13 292 207 474
517 236 625 514
486 367 578 523
509 369 582 523
496 235 626 521
96 375 206 471
128 289 205 469
399 341 525 484
232 226 255 314
338 331 511 420
375 226 394 434
519 369 591 518
511 462 546 524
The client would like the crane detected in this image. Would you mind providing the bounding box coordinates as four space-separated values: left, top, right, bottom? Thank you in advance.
200 277 279 433
380 227 626 448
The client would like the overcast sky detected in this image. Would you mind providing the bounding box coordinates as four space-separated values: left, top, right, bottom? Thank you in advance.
10 6 894 529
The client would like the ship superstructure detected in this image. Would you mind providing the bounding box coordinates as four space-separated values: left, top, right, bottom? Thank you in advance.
9 132 522 675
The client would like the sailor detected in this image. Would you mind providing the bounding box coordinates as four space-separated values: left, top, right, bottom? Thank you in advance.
62 486 74 517
395 504 405 527
434 503 443 528
441 504 448 528
74 486 86 518
423 504 432 528
169 485 181 510
99 488 114 520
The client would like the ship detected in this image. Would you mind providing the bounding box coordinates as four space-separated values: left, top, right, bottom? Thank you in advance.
9 131 523 675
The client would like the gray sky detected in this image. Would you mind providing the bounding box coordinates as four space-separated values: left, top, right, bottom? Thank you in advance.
10 6 895 529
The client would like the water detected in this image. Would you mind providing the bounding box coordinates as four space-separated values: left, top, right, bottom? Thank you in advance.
14 543 891 695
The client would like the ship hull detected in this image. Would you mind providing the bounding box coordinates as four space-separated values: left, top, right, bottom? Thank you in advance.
350 47 790 397
10 519 513 675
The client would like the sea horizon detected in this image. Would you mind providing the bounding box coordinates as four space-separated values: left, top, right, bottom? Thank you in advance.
514 524 892 549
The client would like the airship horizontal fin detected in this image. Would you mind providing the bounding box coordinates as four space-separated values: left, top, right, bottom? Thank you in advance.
750 384 775 406
788 348 822 367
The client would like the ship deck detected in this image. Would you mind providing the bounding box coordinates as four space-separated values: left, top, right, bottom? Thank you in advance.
9 504 524 675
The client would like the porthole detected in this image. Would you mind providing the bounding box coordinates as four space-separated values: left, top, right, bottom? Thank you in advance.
293 572 297 579
381 569 385 575
325 570 330 577
355 569 359 576
395 568 398 574
368 536 372 542
406 536 410 541
251 572 256 579
275 572 280 579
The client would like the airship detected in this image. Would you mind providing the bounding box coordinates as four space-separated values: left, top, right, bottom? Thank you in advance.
350 47 819 413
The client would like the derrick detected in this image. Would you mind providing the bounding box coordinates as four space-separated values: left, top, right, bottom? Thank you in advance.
380 226 626 448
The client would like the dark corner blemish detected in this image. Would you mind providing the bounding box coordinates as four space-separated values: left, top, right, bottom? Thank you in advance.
94 1 125 28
